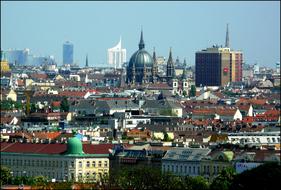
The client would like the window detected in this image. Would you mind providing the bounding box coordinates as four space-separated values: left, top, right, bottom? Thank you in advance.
204 166 206 174
92 161 96 167
193 166 195 174
98 161 102 167
79 161 82 168
86 161 90 167
189 166 191 173
104 161 108 167
78 173 82 179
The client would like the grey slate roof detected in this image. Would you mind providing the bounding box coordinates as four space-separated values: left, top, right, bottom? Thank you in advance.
142 99 182 109
162 147 211 161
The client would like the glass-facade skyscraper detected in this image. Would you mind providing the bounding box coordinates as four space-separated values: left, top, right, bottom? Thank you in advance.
63 41 73 65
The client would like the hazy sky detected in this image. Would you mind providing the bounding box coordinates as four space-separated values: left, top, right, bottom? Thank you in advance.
1 1 280 67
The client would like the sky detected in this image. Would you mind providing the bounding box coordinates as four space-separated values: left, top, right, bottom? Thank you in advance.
1 1 280 68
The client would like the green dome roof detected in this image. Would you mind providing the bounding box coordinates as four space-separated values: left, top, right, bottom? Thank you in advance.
66 137 84 155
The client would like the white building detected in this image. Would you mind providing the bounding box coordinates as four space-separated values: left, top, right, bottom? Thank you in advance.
227 131 280 145
162 148 211 176
1 137 110 182
107 37 126 69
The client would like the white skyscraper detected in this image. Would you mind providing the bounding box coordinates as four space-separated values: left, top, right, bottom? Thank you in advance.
107 37 126 69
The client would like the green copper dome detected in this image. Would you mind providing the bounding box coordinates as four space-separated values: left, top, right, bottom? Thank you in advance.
66 137 84 155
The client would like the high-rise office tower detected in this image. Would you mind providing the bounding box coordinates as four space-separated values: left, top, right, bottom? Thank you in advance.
63 41 74 65
107 37 126 69
195 25 243 87
5 49 30 65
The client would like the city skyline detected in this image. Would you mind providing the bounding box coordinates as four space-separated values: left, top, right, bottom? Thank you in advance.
1 1 280 67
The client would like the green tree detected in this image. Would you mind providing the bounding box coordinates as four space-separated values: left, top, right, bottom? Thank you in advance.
230 162 281 190
183 176 210 190
32 175 48 187
160 109 177 116
163 131 172 141
0 166 12 185
60 96 69 112
30 103 37 113
0 99 14 110
14 101 23 109
210 167 236 190
190 85 196 97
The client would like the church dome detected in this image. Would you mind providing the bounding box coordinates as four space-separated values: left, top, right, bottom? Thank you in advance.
66 137 84 155
129 49 153 68
128 30 153 68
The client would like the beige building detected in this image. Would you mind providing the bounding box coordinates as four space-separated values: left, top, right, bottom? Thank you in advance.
0 137 111 182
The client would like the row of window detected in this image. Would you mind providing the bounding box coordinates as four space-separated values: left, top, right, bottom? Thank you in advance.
162 164 226 175
1 158 108 169
1 158 68 168
79 160 108 168
78 171 108 180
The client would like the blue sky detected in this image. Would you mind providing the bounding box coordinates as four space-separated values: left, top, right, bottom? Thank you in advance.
1 1 280 67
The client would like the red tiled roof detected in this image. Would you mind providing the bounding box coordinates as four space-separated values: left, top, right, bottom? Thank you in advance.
237 98 267 105
192 108 237 116
17 80 24 86
216 109 237 116
264 110 280 117
33 132 61 140
0 142 113 155
83 144 114 154
192 109 214 115
147 83 171 89
59 91 87 97
96 97 130 101
52 101 61 107
0 116 14 125
238 105 251 111
242 116 254 123
30 73 48 80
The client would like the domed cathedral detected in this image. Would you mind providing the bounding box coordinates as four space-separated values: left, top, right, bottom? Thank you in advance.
126 30 158 85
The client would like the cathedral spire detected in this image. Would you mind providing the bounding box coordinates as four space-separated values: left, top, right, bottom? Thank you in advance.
85 54 88 67
139 28 145 50
225 23 230 48
182 58 187 79
166 47 175 78
168 47 173 62
153 47 156 61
